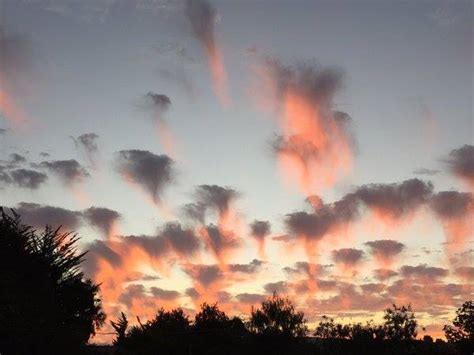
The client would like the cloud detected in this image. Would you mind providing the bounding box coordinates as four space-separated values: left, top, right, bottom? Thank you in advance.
194 184 239 218
263 281 289 294
71 133 99 167
122 234 170 259
249 220 271 240
139 92 177 157
12 202 82 230
82 240 123 276
413 168 440 176
183 264 223 288
285 179 432 244
373 268 398 281
182 202 207 224
229 259 263 274
332 248 364 266
443 145 474 187
258 58 354 195
249 219 271 258
353 178 433 220
400 264 448 280
200 224 239 264
235 293 265 304
0 27 32 126
454 266 474 281
430 191 473 251
8 153 26 165
364 240 405 263
430 191 472 219
160 221 201 257
39 159 90 186
82 207 121 239
142 92 172 113
118 284 145 308
8 169 48 189
185 0 229 104
150 287 180 300
115 150 174 204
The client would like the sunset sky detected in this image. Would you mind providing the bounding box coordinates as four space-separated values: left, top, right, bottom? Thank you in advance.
1 0 473 342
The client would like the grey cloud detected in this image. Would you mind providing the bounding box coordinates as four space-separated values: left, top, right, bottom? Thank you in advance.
400 264 448 279
413 168 440 176
12 202 82 230
265 58 344 106
365 240 405 259
250 220 271 240
185 0 217 50
9 169 48 189
185 287 200 299
142 92 171 113
119 284 145 308
150 287 180 300
263 281 289 294
115 150 174 203
8 153 26 165
82 207 121 238
332 248 364 265
39 159 90 186
203 224 239 258
82 240 122 276
229 259 263 274
283 262 331 277
353 178 433 219
122 234 169 258
161 221 201 256
235 293 265 304
374 268 398 281
194 184 239 217
182 202 206 224
72 133 99 167
430 191 472 219
455 266 474 280
183 264 222 287
0 27 32 85
443 145 474 184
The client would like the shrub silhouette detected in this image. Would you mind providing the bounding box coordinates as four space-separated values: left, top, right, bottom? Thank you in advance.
382 304 418 340
248 292 307 340
444 300 474 353
0 209 105 354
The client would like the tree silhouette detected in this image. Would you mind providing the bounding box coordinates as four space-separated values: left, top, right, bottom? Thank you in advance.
111 312 129 345
0 209 105 354
444 300 474 353
314 316 348 339
382 304 417 341
248 293 307 340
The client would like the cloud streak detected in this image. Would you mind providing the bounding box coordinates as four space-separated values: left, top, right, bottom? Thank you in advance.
185 0 229 104
258 59 354 196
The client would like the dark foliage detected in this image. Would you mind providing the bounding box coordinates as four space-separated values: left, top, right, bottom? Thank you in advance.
0 209 105 354
444 300 474 354
248 292 307 341
382 304 417 340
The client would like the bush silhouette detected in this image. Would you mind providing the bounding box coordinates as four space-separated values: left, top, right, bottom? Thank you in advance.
248 292 307 340
382 304 418 341
0 209 105 354
444 300 474 353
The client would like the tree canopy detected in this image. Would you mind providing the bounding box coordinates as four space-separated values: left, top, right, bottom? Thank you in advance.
248 292 307 339
0 209 105 354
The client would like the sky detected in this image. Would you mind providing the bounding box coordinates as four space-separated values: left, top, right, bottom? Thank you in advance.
0 0 473 343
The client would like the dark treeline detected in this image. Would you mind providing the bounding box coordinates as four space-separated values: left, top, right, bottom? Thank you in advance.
0 210 473 355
